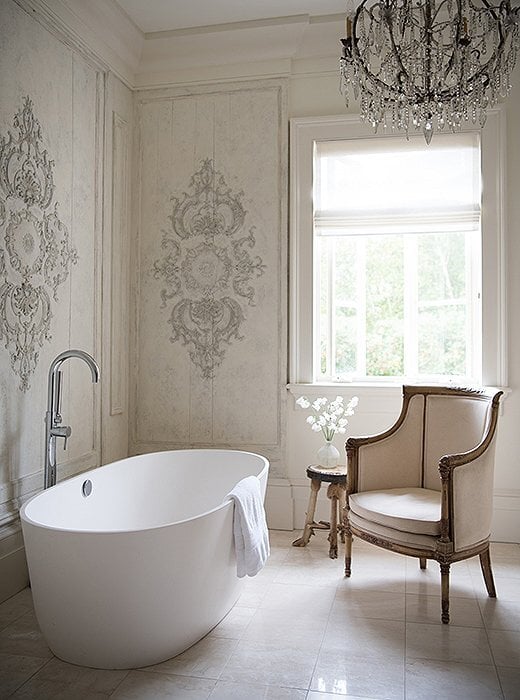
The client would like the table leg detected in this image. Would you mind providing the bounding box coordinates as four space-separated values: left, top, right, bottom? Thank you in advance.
292 478 324 547
326 483 344 558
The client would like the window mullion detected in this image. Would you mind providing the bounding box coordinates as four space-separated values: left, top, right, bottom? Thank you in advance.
468 229 482 381
329 240 336 379
404 236 418 377
358 237 367 378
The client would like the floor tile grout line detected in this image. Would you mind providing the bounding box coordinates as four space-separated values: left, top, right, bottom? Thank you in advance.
304 574 342 695
482 613 507 700
6 654 53 699
107 668 132 698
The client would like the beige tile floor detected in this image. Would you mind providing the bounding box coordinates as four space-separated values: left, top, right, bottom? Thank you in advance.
1 530 520 699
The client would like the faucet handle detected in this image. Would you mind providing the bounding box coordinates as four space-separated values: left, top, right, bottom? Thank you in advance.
63 425 72 450
51 425 72 449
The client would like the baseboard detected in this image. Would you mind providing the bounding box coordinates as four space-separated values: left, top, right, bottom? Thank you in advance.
0 528 29 603
491 490 520 543
265 478 334 532
265 478 294 530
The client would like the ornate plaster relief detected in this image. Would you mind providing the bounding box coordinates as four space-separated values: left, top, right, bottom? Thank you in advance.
153 158 265 379
0 97 77 391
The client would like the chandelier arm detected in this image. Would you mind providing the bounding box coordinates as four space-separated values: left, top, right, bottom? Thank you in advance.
424 0 434 98
351 0 411 99
441 0 466 93
383 0 413 88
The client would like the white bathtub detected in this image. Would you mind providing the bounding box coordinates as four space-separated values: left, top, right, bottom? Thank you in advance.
20 449 269 669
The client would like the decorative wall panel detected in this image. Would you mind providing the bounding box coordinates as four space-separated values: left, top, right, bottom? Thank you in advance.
0 0 103 529
134 82 287 474
153 158 266 379
0 97 77 391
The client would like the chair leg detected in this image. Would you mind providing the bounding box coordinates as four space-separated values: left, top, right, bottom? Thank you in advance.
440 563 450 623
344 522 352 577
419 557 427 570
479 547 497 598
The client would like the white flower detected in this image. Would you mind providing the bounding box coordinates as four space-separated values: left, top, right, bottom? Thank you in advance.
297 394 358 442
296 396 310 409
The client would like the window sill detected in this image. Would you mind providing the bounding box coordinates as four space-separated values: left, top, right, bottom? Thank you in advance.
287 382 403 398
287 382 511 399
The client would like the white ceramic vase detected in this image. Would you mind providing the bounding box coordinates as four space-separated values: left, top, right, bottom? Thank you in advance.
317 440 340 468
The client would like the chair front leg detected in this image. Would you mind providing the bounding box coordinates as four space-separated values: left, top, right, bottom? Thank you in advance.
440 562 450 623
479 546 497 598
344 514 352 577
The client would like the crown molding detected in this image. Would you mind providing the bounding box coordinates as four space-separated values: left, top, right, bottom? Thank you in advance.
15 0 143 87
15 1 345 89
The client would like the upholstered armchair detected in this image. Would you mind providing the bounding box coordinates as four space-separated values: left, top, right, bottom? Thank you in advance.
344 385 503 623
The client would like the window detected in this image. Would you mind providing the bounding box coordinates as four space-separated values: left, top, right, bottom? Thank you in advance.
314 134 481 383
290 113 506 387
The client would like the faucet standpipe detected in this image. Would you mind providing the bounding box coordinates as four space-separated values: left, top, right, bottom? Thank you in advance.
43 350 100 489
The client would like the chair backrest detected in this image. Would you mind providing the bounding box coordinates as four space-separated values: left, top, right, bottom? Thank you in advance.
404 386 498 491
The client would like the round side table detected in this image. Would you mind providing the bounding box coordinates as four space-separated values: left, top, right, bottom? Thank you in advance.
292 464 347 559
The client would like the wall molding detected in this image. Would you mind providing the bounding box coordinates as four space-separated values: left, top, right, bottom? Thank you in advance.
109 111 129 417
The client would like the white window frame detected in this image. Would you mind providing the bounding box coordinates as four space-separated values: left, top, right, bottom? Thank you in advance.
289 111 507 387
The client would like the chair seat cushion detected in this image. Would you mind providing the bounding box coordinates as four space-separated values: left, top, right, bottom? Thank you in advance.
349 487 441 536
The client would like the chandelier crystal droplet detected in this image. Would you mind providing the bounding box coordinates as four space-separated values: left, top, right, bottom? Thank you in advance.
339 0 520 143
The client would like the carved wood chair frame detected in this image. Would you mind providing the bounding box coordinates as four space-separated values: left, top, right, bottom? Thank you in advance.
344 385 503 623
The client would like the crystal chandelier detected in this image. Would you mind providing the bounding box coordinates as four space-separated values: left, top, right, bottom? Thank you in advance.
339 0 520 143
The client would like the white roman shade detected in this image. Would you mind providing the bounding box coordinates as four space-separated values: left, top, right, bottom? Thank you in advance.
314 133 481 236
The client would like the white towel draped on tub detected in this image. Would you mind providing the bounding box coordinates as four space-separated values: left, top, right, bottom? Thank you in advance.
226 475 270 578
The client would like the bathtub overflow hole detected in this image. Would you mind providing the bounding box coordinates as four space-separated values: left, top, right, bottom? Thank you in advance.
82 479 92 498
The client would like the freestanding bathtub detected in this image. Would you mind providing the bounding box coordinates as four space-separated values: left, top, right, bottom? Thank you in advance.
20 449 269 669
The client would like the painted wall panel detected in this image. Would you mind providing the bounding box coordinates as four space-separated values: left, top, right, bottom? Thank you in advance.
133 82 287 474
0 1 103 529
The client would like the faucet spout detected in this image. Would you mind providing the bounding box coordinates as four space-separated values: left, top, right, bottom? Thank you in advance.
44 349 100 489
